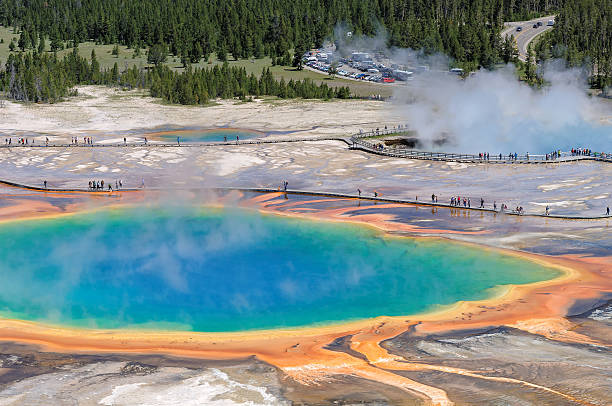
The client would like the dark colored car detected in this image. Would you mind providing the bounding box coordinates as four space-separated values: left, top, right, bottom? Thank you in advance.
533 24 538 28
516 26 522 32
537 21 543 26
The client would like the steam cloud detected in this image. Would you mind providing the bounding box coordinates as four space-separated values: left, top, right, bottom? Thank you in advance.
329 26 612 153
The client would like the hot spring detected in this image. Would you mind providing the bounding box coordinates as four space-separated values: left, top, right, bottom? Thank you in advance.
152 128 262 143
0 207 560 332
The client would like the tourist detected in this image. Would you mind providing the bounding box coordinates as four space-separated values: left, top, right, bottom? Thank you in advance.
88 181 92 190
607 207 610 216
480 198 484 208
358 188 361 197
545 205 550 216
141 178 145 188
124 137 127 145
43 180 47 189
431 194 435 203
494 201 497 211
177 136 180 146
374 191 378 198
119 180 122 189
101 180 104 189
467 198 470 208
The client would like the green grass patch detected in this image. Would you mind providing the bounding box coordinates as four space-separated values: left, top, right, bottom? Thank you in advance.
0 25 392 98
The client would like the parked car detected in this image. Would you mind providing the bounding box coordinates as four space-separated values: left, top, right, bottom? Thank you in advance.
533 24 538 28
537 21 543 27
516 26 522 32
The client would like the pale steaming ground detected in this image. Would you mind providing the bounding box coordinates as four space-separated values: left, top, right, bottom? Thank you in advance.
2 140 611 216
0 361 286 406
0 86 398 139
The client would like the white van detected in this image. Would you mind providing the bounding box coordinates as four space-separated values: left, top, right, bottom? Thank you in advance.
367 68 380 74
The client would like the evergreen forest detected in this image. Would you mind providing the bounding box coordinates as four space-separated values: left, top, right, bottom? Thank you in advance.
0 0 609 104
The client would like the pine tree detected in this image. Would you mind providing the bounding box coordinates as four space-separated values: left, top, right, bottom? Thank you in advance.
37 35 45 54
18 31 27 51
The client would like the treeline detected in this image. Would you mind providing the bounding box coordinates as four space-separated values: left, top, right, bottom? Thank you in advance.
0 48 351 104
1 0 562 70
538 0 611 87
149 66 350 104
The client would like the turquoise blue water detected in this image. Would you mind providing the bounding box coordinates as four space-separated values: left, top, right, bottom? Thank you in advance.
157 129 261 143
0 207 560 332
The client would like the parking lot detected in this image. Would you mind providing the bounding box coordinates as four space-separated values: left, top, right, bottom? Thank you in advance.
303 49 464 85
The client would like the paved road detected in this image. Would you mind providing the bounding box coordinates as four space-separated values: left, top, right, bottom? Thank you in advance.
501 15 556 61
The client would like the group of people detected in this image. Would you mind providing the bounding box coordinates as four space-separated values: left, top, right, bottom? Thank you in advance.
571 148 592 156
89 179 122 191
546 150 562 160
71 137 93 145
5 138 32 145
478 153 490 160
507 153 519 161
450 196 473 207
222 135 241 143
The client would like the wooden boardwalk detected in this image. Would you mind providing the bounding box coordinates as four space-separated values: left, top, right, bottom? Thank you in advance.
1 181 610 221
350 131 612 165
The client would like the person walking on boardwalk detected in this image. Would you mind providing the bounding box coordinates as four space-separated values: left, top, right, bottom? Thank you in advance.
358 188 361 197
43 180 47 189
607 207 610 216
546 205 550 216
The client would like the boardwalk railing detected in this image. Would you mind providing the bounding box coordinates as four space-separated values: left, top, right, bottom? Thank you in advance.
350 130 612 164
1 180 610 220
0 135 350 149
